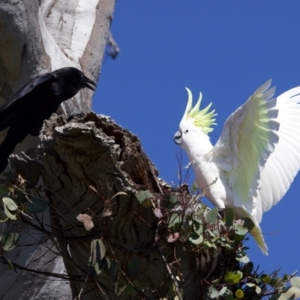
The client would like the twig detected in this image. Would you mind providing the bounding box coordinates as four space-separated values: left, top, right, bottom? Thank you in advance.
156 243 183 300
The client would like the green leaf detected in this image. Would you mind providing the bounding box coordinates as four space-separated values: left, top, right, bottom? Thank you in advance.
91 239 106 266
219 286 228 296
6 258 16 271
291 277 300 288
207 286 219 298
261 273 272 284
255 285 261 294
224 271 243 284
207 207 218 224
0 185 9 197
3 197 18 211
225 207 234 227
127 255 142 277
115 284 128 297
168 213 182 229
26 196 49 214
2 232 20 251
0 211 8 222
2 197 17 220
243 262 254 277
224 289 234 300
203 240 217 249
270 277 284 288
189 232 203 245
236 254 250 264
166 195 178 209
179 221 192 241
234 224 248 236
243 217 255 231
15 190 27 204
235 289 244 299
135 190 153 205
194 221 203 235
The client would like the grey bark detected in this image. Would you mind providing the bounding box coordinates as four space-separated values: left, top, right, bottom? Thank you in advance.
0 0 115 299
0 1 237 299
2 112 235 299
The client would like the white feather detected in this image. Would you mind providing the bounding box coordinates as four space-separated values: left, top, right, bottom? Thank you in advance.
257 86 300 222
175 81 300 254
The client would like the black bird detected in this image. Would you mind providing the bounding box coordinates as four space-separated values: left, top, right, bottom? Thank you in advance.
0 67 97 173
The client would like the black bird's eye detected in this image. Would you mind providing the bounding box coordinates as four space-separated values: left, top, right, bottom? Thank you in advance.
185 129 189 133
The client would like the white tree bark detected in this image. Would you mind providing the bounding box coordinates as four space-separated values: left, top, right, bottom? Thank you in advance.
0 1 115 299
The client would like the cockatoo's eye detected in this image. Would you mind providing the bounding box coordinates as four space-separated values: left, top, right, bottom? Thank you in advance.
185 129 189 133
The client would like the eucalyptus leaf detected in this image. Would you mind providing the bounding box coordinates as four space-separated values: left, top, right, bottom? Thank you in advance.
26 196 49 214
236 254 250 264
3 197 17 220
127 255 141 277
189 232 203 245
225 207 234 227
3 197 18 211
115 283 128 297
234 224 248 236
224 289 234 300
207 286 219 298
219 286 227 295
0 185 9 197
261 273 272 284
207 207 218 224
204 240 217 249
168 214 182 228
135 190 153 204
163 194 178 209
224 271 243 284
2 232 20 251
0 211 8 222
90 239 106 267
255 285 261 294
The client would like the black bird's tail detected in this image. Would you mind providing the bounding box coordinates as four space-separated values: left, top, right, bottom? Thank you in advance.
0 127 29 174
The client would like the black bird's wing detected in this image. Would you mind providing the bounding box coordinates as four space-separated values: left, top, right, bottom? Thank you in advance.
0 73 55 130
0 73 54 110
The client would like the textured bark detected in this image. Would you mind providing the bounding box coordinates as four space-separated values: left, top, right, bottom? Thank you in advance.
0 1 115 298
0 1 238 299
0 0 112 114
6 113 236 299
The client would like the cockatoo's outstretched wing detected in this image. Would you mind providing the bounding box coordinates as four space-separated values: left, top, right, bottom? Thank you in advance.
256 86 300 223
211 80 300 224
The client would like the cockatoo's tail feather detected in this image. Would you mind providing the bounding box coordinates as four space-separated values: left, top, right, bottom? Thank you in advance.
183 88 217 134
237 208 268 255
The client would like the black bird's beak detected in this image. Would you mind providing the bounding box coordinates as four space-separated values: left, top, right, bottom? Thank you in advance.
174 131 182 145
84 76 97 91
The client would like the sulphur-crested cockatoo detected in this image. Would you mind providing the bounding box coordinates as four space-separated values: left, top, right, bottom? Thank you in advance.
174 80 300 255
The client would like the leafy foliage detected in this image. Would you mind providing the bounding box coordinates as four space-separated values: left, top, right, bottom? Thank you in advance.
0 176 298 300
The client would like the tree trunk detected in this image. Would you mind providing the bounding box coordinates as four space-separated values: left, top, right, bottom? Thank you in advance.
0 1 240 299
0 1 115 298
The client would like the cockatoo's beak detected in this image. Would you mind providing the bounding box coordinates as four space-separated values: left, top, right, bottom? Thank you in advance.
174 131 182 145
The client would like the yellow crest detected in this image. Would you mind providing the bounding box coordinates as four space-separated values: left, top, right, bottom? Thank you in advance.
183 88 217 134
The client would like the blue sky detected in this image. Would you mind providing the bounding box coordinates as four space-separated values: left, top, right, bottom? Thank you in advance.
93 2 300 278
